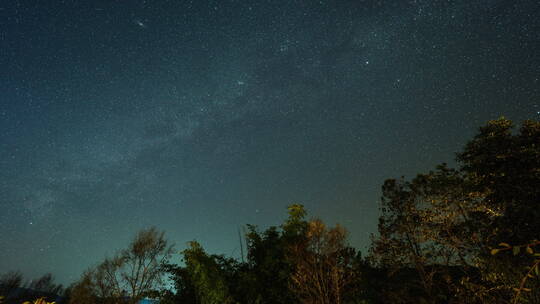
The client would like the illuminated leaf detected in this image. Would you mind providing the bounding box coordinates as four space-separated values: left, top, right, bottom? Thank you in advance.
513 246 520 255
490 248 500 255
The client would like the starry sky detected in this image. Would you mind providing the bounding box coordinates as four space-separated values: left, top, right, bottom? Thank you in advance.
1 0 539 285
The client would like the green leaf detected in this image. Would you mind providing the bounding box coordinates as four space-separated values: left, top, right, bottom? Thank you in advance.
513 246 520 256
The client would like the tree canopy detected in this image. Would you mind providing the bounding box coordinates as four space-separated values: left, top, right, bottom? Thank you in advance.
370 118 540 303
3 118 539 304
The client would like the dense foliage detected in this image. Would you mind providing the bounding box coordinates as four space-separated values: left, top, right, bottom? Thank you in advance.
1 118 538 304
369 118 540 303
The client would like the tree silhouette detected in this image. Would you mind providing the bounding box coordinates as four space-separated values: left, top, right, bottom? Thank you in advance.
70 227 173 304
288 218 357 304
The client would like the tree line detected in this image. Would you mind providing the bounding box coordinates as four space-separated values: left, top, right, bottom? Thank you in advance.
1 117 539 304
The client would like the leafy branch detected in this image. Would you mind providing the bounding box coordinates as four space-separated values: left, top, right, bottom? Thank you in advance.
491 240 540 303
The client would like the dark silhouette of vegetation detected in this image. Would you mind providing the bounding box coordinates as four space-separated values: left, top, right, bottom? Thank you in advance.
0 272 65 304
68 227 173 304
288 218 358 304
181 241 235 304
369 118 540 303
0 272 23 300
3 118 538 303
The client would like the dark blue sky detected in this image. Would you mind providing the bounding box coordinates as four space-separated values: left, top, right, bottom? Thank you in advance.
1 0 539 285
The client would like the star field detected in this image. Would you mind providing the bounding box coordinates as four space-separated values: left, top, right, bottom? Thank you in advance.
1 0 539 284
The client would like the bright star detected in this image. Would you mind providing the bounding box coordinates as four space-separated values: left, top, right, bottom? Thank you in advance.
134 19 147 28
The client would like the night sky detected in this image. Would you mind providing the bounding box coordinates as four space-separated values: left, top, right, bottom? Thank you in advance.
1 0 539 285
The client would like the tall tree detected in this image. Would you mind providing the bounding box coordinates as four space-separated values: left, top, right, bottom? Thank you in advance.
288 218 357 304
369 167 484 303
182 241 234 304
160 263 198 304
70 227 173 304
369 118 540 303
457 118 540 302
244 204 308 304
457 118 540 245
